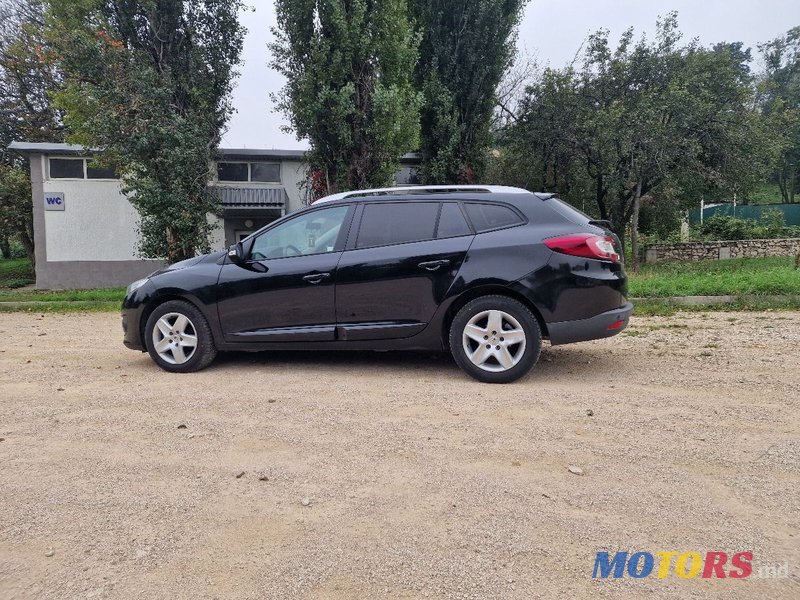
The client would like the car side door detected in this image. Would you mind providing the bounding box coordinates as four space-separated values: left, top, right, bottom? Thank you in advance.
334 201 475 341
216 204 354 342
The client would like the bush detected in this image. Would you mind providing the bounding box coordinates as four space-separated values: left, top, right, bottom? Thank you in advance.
693 211 800 241
7 239 28 259
3 277 33 289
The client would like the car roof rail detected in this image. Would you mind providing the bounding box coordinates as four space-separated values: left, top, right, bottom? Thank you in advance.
314 185 532 204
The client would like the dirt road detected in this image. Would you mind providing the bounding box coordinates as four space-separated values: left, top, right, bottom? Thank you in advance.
1 310 799 599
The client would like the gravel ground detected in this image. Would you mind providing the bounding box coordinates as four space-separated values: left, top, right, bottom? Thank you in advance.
0 310 799 600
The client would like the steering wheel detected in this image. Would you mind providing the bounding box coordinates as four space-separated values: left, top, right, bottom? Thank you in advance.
285 244 302 257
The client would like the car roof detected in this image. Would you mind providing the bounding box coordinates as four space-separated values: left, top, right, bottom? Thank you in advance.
313 185 553 205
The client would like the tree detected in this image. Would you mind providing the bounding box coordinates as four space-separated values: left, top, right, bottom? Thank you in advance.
410 0 527 184
759 26 800 203
45 0 245 262
0 0 63 265
271 0 420 197
497 14 768 267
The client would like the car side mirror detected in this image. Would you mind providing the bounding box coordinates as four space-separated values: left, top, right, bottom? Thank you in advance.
228 242 245 265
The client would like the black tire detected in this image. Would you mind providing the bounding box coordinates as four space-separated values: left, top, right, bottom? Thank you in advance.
144 300 217 373
449 295 541 384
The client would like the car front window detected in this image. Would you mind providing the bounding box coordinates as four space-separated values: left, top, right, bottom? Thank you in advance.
250 206 349 260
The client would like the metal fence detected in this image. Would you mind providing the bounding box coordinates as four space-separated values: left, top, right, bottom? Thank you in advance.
688 203 800 226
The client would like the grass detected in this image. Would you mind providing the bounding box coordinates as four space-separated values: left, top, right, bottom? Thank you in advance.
0 287 125 303
0 257 34 288
628 257 800 298
0 300 122 313
633 296 800 317
0 258 124 311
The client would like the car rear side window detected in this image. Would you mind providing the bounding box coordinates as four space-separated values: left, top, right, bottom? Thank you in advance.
357 202 439 248
464 203 523 232
437 203 472 238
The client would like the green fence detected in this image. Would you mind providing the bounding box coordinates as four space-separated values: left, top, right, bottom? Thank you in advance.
688 203 800 226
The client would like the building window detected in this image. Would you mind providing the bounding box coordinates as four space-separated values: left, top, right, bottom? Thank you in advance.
251 162 281 183
49 158 84 179
217 162 249 182
49 157 119 180
217 161 281 183
86 162 118 179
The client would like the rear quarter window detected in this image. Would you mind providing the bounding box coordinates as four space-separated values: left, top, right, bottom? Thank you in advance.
436 203 472 238
464 203 524 232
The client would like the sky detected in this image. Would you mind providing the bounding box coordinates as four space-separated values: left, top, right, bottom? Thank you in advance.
221 0 800 150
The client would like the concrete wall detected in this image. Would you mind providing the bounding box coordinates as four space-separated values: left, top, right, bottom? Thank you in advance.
43 175 141 262
31 154 163 288
644 238 800 263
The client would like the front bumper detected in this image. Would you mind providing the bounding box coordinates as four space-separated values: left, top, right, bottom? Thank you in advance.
547 302 633 345
121 283 153 352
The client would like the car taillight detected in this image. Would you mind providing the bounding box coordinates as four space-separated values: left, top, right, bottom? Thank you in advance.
544 233 621 263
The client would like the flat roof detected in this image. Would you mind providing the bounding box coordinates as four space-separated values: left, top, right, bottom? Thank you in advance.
8 141 423 164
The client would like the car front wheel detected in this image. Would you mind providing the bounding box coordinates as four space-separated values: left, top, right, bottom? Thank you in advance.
449 295 541 383
144 300 217 373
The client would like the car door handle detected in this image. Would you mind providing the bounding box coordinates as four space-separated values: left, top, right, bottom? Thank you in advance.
303 272 331 284
418 260 450 271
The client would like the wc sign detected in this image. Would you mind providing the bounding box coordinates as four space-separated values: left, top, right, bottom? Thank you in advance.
45 192 65 211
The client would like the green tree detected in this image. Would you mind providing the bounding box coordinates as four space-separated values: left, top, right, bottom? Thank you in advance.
759 26 800 203
410 0 527 184
271 0 420 196
46 0 245 261
0 0 63 265
497 14 767 267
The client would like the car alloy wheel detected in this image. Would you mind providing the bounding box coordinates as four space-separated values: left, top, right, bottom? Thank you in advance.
144 300 217 373
462 309 527 372
151 312 199 365
449 295 541 384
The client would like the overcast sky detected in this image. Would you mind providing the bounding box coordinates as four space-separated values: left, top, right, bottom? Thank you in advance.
221 0 800 150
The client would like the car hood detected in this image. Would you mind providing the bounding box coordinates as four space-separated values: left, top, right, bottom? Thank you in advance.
149 251 226 277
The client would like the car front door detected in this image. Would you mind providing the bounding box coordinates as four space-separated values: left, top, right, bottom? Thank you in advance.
217 204 353 342
334 201 475 341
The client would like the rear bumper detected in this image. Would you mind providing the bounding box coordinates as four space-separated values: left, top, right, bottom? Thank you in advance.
547 302 633 345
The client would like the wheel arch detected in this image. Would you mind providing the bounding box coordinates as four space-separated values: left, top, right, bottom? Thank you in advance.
441 285 549 349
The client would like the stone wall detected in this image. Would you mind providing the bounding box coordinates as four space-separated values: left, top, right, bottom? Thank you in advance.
644 238 800 263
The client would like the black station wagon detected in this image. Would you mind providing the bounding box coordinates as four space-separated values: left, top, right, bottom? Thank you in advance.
122 185 632 383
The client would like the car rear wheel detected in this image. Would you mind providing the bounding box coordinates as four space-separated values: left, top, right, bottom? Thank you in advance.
144 300 217 373
449 295 541 383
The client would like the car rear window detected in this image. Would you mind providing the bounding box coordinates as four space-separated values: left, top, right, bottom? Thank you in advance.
357 202 439 248
437 203 472 238
463 203 523 232
547 197 593 225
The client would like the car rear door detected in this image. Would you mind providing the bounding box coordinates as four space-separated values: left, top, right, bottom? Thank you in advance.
334 201 474 341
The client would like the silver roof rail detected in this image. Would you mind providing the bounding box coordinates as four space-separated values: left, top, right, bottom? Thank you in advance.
313 185 531 204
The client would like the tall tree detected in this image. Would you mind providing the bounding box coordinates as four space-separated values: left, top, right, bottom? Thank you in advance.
0 0 63 265
271 0 420 196
410 0 527 184
759 26 800 203
46 0 245 261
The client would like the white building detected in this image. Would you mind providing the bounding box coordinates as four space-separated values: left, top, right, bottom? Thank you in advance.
9 142 420 289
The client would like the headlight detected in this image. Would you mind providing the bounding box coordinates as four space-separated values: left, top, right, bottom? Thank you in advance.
126 278 148 295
